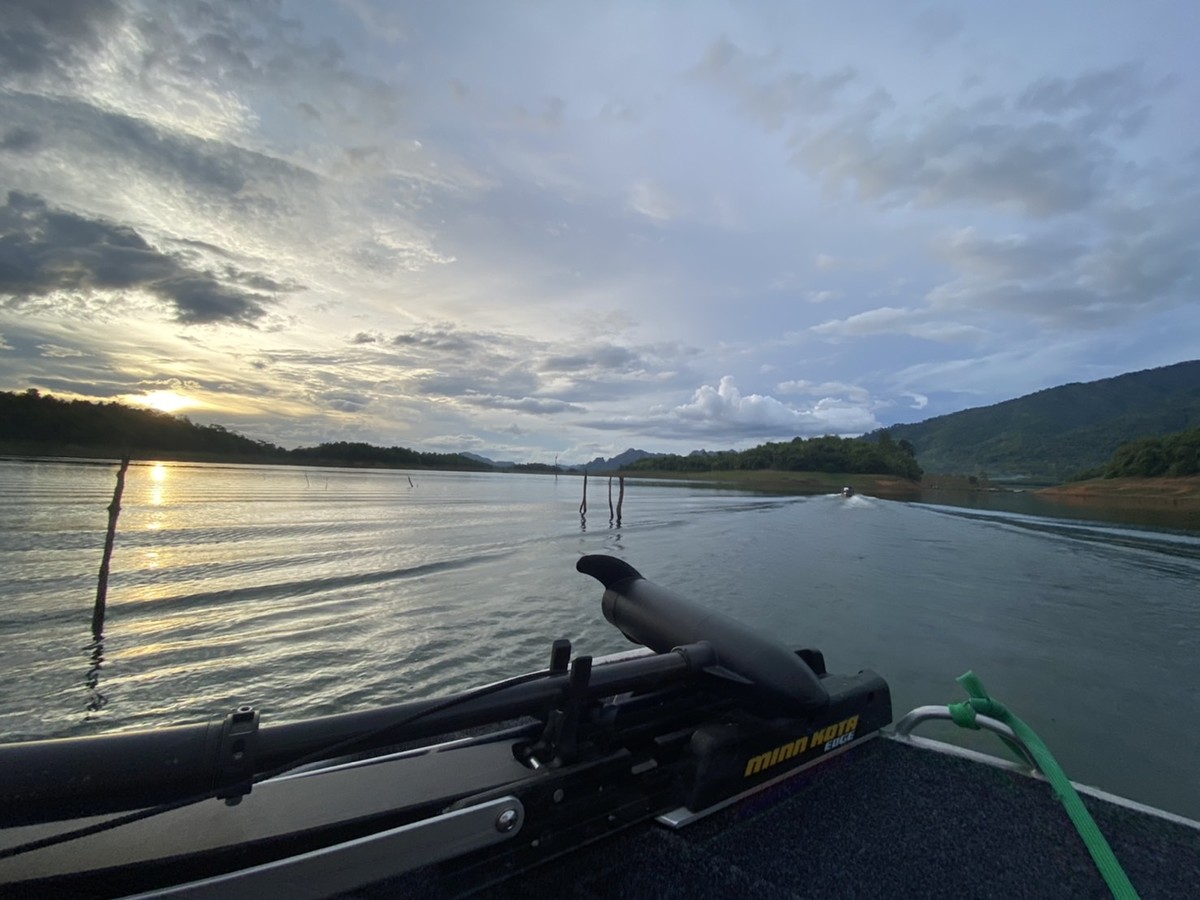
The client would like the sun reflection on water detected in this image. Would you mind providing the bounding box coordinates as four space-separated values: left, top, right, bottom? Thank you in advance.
146 461 168 508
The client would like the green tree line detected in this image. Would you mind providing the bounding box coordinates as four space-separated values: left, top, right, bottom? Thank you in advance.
623 432 923 480
0 390 488 470
1071 426 1200 479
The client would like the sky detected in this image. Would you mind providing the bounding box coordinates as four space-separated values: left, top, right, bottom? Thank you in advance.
1 1 1197 463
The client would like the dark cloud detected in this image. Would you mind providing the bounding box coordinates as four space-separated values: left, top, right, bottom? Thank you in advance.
0 0 121 80
323 391 372 412
1017 64 1164 137
1 127 40 153
124 2 403 133
0 92 321 218
543 344 641 372
0 192 279 325
417 370 540 399
460 394 583 415
392 328 475 352
221 267 303 294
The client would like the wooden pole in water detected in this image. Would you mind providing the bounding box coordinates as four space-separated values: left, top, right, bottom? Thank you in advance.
579 469 588 515
616 476 625 526
608 476 614 523
93 455 130 639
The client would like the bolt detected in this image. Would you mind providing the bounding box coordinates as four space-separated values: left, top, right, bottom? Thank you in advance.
553 788 565 803
495 808 518 832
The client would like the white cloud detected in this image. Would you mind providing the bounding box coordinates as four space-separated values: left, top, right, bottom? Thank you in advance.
628 181 680 222
661 376 878 437
812 306 988 343
776 379 870 402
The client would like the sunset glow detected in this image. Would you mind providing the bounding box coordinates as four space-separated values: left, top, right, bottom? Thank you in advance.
137 392 196 415
2 2 1196 463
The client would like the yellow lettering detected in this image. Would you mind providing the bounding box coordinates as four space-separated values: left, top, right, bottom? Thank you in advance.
743 717 868 778
744 752 773 777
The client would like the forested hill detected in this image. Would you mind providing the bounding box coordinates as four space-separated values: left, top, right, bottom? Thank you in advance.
624 433 922 480
876 361 1200 480
0 390 489 470
1091 426 1200 479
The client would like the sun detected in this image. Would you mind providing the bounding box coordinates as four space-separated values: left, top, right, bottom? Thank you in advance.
137 391 196 414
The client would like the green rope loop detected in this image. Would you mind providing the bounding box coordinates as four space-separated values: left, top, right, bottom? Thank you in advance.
947 671 1140 900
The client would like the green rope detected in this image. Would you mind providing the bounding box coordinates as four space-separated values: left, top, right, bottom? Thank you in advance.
946 671 1139 900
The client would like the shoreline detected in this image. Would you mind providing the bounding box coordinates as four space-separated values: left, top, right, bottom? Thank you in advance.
8 450 1199 512
626 469 1200 513
1035 476 1200 510
622 469 923 498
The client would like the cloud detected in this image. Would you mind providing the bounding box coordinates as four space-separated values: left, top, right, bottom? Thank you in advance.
323 390 372 413
927 178 1200 328
812 306 988 343
776 379 871 402
0 192 280 325
1 127 40 152
542 343 653 375
459 394 584 415
1 3 1194 460
692 38 857 131
628 181 679 222
392 327 477 353
935 227 1083 280
1017 64 1163 137
646 376 879 438
0 0 121 81
37 342 87 358
792 65 1169 217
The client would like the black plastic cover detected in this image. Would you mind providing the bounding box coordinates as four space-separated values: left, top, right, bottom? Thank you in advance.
576 555 829 716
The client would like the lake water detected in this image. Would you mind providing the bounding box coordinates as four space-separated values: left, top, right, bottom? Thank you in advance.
2 458 1198 820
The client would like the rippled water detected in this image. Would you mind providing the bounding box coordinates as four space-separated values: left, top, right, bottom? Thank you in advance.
2 458 1199 819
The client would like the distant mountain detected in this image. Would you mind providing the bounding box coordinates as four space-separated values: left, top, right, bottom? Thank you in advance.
876 361 1200 480
459 449 659 472
582 448 662 472
461 452 516 468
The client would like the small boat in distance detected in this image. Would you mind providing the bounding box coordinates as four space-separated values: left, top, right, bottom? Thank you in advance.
841 485 854 497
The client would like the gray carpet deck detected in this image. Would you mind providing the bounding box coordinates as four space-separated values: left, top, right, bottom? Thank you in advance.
388 738 1200 899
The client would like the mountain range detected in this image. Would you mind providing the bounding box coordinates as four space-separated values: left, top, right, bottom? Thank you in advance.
464 449 661 472
875 360 1200 480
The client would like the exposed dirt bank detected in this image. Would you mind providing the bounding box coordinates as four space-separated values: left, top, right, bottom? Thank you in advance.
1037 476 1200 509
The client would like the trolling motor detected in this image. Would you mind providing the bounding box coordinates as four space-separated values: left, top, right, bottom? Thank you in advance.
573 555 891 816
0 556 891 898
